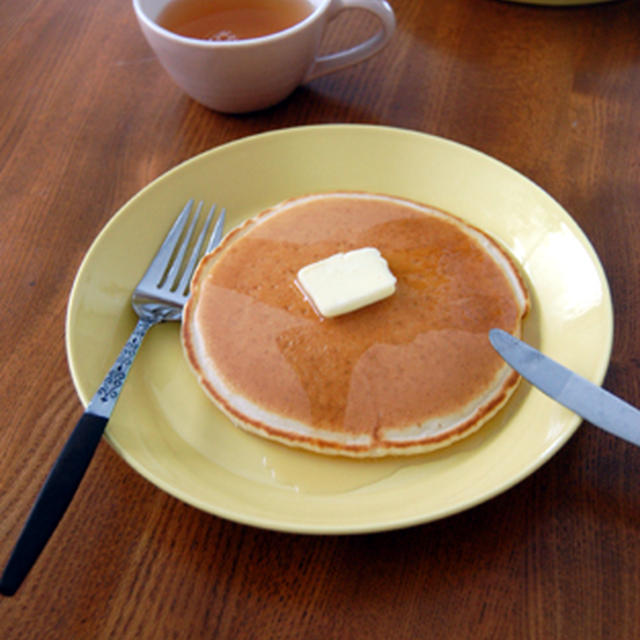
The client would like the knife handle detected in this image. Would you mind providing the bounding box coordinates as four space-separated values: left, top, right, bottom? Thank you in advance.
0 412 108 596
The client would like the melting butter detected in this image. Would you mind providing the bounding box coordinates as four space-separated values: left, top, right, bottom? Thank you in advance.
296 247 396 318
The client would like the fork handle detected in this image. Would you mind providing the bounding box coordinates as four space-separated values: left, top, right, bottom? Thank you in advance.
0 412 107 596
0 317 153 596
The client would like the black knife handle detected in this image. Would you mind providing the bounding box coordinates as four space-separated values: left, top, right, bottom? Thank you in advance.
0 411 108 596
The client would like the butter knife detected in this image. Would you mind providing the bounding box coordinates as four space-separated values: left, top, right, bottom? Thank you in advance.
489 328 640 446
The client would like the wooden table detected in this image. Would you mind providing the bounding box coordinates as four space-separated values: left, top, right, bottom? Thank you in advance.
2 0 639 637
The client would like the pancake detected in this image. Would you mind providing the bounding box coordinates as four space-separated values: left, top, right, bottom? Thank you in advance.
181 192 530 457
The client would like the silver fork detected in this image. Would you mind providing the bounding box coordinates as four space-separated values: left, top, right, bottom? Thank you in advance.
0 200 225 597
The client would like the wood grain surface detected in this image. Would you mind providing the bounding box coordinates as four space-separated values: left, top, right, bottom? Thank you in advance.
1 0 639 637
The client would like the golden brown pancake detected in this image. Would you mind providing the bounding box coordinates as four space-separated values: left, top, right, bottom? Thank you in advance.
181 192 529 457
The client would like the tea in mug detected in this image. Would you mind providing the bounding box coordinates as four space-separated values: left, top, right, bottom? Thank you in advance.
157 0 316 41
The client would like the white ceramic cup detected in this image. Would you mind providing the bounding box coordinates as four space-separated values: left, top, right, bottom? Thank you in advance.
132 0 395 113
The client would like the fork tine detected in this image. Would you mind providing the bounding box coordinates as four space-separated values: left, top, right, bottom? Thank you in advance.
139 199 194 288
206 207 226 254
176 203 217 296
163 201 202 289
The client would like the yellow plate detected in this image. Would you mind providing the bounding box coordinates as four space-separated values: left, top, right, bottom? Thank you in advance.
66 125 612 533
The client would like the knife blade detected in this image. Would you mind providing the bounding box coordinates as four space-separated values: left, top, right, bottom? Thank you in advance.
489 328 640 446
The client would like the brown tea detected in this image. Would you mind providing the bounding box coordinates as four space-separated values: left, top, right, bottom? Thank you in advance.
157 0 316 41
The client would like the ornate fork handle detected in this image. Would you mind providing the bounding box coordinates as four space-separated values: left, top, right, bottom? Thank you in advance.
88 317 154 417
1 200 225 597
0 317 156 596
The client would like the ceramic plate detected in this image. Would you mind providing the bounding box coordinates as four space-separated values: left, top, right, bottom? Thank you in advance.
66 125 613 533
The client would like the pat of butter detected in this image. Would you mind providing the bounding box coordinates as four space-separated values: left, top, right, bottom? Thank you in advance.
297 247 397 318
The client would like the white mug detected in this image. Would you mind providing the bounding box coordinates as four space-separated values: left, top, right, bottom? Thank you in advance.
132 0 395 113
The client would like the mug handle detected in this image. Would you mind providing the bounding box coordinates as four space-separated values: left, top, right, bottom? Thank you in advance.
304 0 396 82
